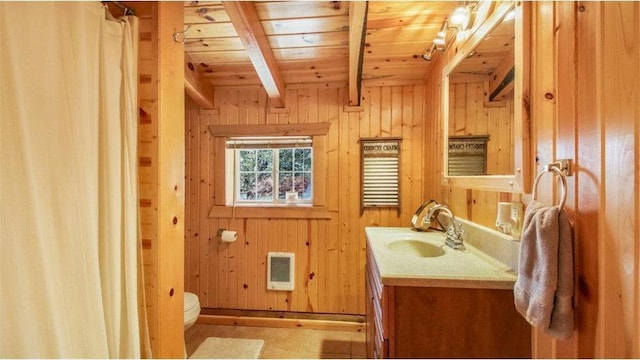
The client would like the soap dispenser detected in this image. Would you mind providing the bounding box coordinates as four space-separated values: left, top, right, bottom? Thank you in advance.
496 202 522 238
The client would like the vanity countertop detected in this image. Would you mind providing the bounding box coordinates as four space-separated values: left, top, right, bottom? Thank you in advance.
365 227 517 289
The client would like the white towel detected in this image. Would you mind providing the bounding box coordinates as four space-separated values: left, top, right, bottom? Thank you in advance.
514 200 574 339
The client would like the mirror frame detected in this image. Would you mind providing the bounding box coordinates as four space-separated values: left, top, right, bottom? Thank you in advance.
441 1 530 193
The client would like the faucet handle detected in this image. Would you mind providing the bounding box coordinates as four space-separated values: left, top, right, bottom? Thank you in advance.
445 223 465 250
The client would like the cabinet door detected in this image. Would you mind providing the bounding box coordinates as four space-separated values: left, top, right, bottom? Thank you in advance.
366 260 389 359
365 267 375 359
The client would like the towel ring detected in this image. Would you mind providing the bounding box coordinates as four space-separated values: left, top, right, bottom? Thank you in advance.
531 165 567 211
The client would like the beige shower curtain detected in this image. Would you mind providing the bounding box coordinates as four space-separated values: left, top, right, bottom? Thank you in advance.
0 2 148 358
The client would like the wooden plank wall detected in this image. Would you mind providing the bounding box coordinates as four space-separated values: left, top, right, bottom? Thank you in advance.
133 2 185 357
426 1 640 357
448 81 514 175
528 1 639 357
185 84 426 315
135 3 159 353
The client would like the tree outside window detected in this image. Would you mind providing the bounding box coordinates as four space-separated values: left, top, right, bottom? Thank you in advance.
237 147 312 203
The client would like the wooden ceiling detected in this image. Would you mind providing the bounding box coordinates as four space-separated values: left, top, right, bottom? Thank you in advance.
183 1 461 107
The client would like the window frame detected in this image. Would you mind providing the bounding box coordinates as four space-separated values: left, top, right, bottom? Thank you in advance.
208 123 331 220
228 144 314 205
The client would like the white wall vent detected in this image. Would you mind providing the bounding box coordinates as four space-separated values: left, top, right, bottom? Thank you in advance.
267 252 295 291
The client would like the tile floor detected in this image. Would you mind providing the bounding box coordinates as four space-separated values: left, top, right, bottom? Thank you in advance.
185 323 367 359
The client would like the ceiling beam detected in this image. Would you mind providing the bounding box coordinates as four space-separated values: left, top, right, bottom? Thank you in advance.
184 54 215 110
348 1 368 106
223 1 286 108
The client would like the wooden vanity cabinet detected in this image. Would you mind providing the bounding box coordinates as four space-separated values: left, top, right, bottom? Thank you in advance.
365 247 531 358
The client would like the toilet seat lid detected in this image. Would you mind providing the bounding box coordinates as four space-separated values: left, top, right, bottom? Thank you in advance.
184 292 200 312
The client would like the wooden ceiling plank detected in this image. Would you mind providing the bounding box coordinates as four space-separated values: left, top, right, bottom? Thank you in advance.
349 1 367 106
184 54 215 109
223 1 286 108
261 16 349 36
366 12 453 30
184 5 230 24
188 50 250 64
185 32 348 53
255 1 349 20
367 1 459 16
184 37 245 52
185 23 238 38
209 76 262 86
268 31 349 49
189 46 349 64
187 17 349 37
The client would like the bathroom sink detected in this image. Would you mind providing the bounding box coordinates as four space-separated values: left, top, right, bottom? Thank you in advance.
387 239 445 258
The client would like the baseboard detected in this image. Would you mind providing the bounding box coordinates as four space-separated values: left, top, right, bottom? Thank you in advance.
196 309 365 332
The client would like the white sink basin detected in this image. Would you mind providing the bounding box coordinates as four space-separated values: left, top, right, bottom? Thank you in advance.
365 227 517 289
387 239 445 258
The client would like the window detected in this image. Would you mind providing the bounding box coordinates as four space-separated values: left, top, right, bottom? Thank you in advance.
208 122 330 219
226 136 313 205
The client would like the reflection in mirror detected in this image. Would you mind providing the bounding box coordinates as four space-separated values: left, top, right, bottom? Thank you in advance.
448 15 514 176
442 1 529 193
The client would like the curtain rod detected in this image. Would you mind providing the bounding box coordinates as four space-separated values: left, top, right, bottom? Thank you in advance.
103 1 136 16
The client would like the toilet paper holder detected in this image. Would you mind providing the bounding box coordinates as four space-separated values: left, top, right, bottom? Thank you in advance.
217 228 238 242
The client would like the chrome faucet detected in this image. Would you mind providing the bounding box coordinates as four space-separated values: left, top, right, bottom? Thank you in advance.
424 204 465 250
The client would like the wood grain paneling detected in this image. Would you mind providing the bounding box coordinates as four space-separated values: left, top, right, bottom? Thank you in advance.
134 2 185 357
448 81 514 175
425 1 640 357
185 84 426 315
525 2 640 357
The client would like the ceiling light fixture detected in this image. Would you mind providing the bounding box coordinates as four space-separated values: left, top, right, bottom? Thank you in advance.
437 21 448 38
421 43 436 61
450 5 468 26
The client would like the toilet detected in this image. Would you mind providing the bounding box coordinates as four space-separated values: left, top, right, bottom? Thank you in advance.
184 292 201 330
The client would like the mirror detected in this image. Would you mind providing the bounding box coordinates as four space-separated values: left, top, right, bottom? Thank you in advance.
442 1 530 193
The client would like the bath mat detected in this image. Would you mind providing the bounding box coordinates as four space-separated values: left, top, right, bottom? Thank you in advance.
190 337 264 359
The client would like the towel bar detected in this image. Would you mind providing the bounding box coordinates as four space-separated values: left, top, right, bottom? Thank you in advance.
531 160 573 211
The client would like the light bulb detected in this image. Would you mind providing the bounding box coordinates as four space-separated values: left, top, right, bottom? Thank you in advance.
450 6 468 25
433 37 445 46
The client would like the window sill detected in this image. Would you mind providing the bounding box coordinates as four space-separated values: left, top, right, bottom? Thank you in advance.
208 205 331 220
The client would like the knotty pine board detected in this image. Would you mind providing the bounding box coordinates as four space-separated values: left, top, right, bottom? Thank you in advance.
185 85 427 315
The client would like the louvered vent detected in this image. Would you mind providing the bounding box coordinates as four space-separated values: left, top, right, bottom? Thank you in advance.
448 135 489 176
363 157 399 205
360 138 401 215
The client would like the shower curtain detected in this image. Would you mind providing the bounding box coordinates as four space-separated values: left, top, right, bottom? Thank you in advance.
0 2 149 358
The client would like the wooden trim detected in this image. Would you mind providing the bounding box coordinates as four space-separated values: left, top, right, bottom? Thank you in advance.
348 1 367 106
208 205 332 220
268 106 290 114
197 314 364 332
208 123 331 137
156 2 185 358
515 1 532 193
184 54 214 110
223 1 286 108
312 135 327 207
201 308 364 323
